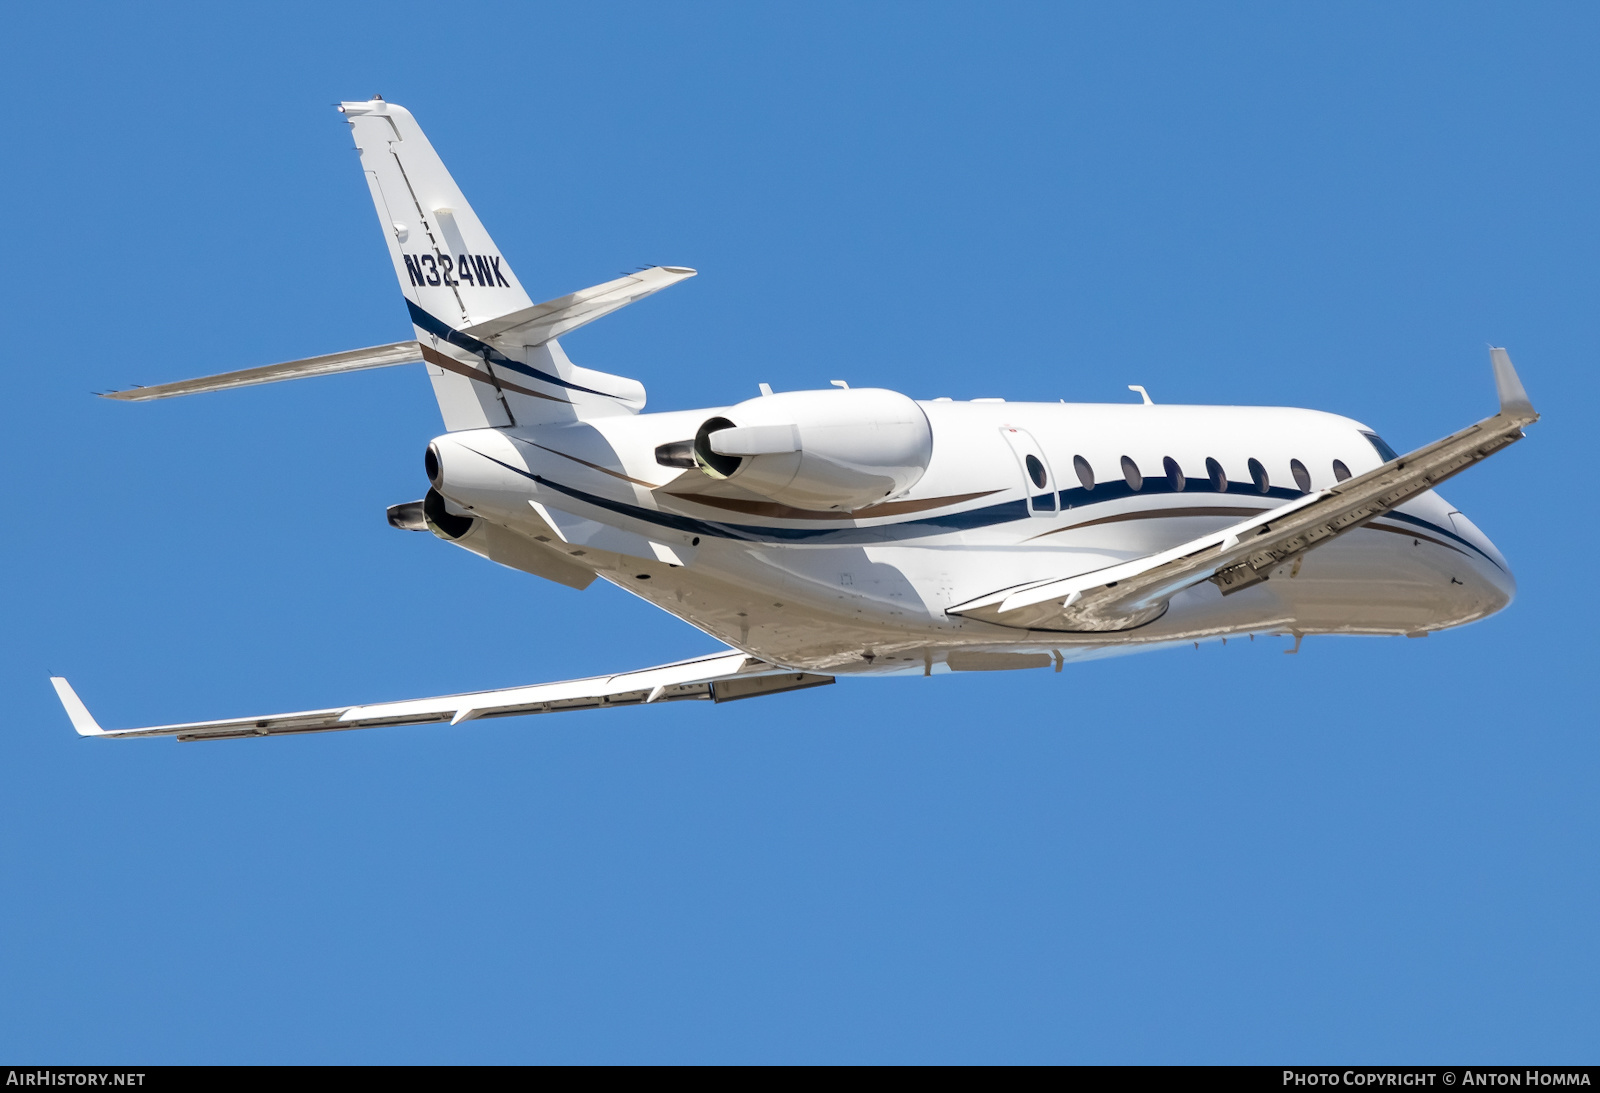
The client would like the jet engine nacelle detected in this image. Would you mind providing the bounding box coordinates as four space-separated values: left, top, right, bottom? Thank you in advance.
424 430 537 530
692 388 933 511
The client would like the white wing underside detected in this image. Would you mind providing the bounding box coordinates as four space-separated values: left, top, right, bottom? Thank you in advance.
949 348 1538 632
52 652 832 742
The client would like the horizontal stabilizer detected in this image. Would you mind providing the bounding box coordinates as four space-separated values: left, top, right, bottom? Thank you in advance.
950 347 1539 632
461 266 696 348
100 341 422 401
50 653 832 742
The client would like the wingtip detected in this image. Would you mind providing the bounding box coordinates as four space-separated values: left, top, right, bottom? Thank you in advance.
49 677 106 737
1489 346 1537 419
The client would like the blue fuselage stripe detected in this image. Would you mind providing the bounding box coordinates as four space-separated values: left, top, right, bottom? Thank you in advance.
1374 509 1499 567
407 301 619 399
469 447 1495 564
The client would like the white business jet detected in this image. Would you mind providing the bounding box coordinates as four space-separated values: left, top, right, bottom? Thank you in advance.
51 98 1538 742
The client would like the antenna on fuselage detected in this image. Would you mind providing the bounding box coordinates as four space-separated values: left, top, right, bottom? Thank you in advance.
1128 384 1153 405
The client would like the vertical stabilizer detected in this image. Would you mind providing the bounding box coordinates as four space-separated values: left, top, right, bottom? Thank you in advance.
341 98 646 430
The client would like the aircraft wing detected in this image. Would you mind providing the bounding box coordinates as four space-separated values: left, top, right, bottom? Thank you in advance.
51 652 832 742
949 348 1539 632
98 341 423 401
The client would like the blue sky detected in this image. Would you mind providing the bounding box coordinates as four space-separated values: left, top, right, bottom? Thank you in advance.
1 1 1595 1063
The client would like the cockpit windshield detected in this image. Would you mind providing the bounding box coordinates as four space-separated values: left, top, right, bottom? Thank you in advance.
1360 430 1399 463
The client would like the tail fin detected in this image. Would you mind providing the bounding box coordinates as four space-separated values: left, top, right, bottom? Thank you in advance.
340 98 680 430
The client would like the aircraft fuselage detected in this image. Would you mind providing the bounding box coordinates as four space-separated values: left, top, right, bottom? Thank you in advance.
425 396 1514 674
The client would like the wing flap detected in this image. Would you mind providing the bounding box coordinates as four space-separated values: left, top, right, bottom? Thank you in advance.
52 653 832 742
99 341 423 401
950 347 1538 632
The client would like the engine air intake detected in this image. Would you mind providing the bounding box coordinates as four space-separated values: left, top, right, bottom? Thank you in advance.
690 388 932 511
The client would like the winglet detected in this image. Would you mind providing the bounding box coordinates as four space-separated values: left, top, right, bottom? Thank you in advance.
1490 347 1536 419
50 677 106 737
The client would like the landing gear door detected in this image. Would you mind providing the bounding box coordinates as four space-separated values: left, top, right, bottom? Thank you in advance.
1000 427 1058 516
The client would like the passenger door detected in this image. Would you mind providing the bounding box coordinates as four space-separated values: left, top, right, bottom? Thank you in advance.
1000 426 1058 516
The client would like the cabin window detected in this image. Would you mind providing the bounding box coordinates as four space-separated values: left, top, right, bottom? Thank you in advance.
1248 457 1270 493
1290 458 1311 492
1360 431 1399 462
1163 456 1185 492
1332 459 1352 482
1121 456 1143 491
1206 457 1227 492
1025 454 1048 490
1073 455 1095 490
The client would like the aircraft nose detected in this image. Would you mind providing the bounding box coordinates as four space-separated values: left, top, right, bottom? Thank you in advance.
1447 509 1517 607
